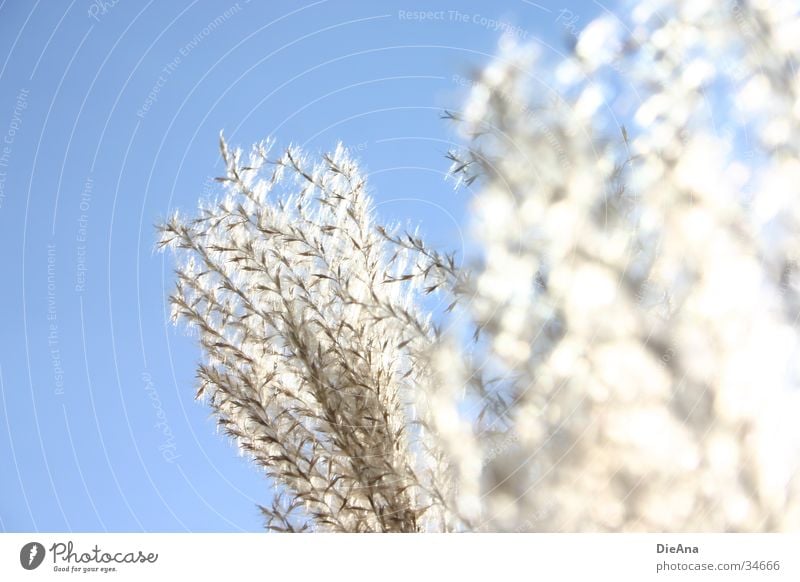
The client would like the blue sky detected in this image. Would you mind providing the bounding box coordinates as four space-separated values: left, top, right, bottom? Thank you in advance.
0 0 601 532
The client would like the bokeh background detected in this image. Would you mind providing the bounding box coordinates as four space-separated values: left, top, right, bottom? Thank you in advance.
0 0 601 531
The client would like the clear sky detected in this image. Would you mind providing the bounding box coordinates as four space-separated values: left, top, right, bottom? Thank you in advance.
0 0 602 532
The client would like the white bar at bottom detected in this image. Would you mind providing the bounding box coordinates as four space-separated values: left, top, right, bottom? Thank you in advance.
1 533 797 581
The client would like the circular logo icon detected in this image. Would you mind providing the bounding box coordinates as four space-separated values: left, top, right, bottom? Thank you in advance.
20 542 45 570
